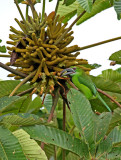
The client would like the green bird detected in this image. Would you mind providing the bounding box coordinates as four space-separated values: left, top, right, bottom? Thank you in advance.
61 67 111 112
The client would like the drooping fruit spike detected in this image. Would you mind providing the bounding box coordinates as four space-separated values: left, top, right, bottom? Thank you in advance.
6 2 91 95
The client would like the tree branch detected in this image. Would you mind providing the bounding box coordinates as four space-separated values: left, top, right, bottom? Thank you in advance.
0 55 10 57
41 87 60 149
97 88 121 109
9 70 36 96
78 36 121 51
0 62 27 78
67 80 121 109
55 0 60 14
42 0 46 21
17 87 34 96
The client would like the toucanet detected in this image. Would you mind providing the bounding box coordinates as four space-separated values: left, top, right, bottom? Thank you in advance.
61 67 111 112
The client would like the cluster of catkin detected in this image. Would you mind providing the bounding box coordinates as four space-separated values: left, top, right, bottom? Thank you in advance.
6 6 88 94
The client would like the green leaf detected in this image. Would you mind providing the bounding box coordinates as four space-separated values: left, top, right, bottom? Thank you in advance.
0 80 32 98
67 89 95 145
0 126 26 159
23 125 89 158
66 152 80 160
83 63 101 69
90 76 121 94
100 69 121 82
94 112 112 143
97 134 112 155
97 126 121 158
19 96 32 113
0 45 6 53
1 114 45 128
0 96 27 114
44 144 55 160
116 67 121 74
64 0 76 6
23 96 42 113
77 0 113 25
97 126 121 156
17 0 24 3
89 74 121 112
0 39 2 43
13 129 47 160
57 1 78 23
108 108 121 133
43 94 52 112
36 0 41 2
109 126 121 145
77 0 93 12
107 147 121 159
0 96 19 112
109 50 121 64
114 0 121 20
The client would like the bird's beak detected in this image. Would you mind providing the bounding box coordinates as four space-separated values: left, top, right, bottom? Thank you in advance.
60 68 75 77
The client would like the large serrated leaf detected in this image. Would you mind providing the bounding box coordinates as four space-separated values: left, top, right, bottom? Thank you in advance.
43 94 52 112
1 114 45 128
114 0 121 20
67 88 95 145
64 0 76 6
66 152 80 160
77 0 93 12
44 144 55 160
24 96 42 113
13 129 47 160
0 80 32 98
0 126 26 160
101 69 121 82
23 125 89 158
77 0 113 24
94 112 112 143
109 50 121 64
0 96 27 114
57 1 79 23
107 147 121 159
90 76 121 93
108 108 121 133
98 126 121 157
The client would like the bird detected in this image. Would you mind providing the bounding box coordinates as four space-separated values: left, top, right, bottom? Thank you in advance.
60 67 111 112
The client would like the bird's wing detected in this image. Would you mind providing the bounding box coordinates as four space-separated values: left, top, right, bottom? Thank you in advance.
77 72 97 96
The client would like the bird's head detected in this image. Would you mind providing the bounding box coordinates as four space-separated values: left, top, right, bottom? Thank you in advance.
60 68 76 77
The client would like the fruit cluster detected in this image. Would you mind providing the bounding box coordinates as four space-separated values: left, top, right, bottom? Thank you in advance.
6 1 89 94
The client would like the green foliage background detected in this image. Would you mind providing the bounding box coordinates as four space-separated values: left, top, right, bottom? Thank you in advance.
1 0 121 159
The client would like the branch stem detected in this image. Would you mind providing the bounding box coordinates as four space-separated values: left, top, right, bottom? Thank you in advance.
27 0 36 19
41 87 60 149
42 0 46 21
17 87 34 96
55 0 59 14
0 62 27 78
9 70 36 96
47 88 60 122
78 36 121 51
97 88 121 109
14 0 26 23
67 80 121 109
0 55 10 57
26 5 29 21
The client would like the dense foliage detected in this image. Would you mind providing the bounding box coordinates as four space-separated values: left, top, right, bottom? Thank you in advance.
1 0 121 159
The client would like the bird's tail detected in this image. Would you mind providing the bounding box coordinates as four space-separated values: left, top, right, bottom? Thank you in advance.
97 93 112 112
